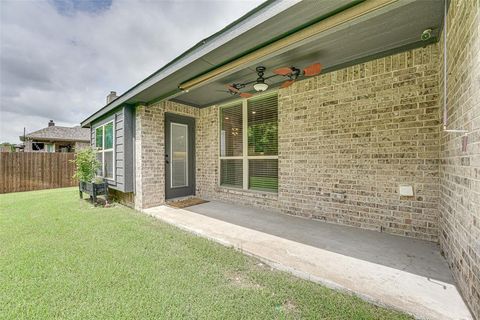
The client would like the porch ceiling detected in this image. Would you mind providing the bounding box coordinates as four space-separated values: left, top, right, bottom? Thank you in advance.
167 0 444 107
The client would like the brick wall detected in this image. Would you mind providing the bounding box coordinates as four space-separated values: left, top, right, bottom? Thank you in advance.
278 45 441 241
134 101 199 210
439 0 480 317
195 44 441 242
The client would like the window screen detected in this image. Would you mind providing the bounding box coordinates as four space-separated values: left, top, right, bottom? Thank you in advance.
220 104 243 157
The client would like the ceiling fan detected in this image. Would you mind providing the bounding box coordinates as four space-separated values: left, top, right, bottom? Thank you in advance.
223 63 322 97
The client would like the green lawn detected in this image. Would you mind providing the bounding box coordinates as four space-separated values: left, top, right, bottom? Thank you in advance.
0 188 411 319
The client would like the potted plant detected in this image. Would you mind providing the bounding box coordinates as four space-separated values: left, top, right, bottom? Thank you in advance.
72 148 108 204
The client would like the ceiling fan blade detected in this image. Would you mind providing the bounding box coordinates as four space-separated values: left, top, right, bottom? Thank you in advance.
225 84 240 93
239 92 253 98
303 63 322 77
281 80 295 88
273 67 293 76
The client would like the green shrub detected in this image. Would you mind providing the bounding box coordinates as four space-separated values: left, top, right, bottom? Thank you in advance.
72 148 100 182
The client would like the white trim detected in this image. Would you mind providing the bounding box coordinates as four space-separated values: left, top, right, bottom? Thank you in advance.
93 119 115 181
242 101 248 190
247 155 278 160
170 122 189 189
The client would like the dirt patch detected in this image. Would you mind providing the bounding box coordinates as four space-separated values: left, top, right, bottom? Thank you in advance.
225 271 263 290
167 197 209 209
282 299 297 313
275 299 300 318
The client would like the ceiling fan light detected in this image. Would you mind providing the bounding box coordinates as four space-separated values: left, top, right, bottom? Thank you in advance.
253 82 268 92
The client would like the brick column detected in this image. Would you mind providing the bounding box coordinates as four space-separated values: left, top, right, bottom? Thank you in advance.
134 103 165 210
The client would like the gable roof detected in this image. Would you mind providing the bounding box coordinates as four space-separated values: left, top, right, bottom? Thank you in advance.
20 126 90 142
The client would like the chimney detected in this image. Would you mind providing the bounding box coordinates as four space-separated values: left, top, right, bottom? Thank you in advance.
48 120 55 127
106 91 118 104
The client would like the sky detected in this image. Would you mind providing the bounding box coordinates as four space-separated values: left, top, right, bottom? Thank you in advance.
0 0 264 143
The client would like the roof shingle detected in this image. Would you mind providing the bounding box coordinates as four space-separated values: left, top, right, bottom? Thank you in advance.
21 126 90 142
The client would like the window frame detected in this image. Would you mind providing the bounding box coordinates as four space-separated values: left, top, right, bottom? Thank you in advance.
94 120 115 181
218 91 278 192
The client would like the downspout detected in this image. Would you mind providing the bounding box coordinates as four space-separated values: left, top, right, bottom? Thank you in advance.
443 0 448 130
442 0 469 151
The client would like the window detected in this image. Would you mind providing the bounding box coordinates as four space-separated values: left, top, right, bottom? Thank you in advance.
95 121 114 180
171 123 188 188
32 142 45 151
219 93 278 192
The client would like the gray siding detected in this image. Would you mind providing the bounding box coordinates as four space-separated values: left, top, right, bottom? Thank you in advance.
90 105 134 192
123 105 135 192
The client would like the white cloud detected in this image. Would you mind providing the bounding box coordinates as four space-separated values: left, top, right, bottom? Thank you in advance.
0 0 264 143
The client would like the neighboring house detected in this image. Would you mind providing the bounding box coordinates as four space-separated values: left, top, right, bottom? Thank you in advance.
20 120 90 152
81 0 479 316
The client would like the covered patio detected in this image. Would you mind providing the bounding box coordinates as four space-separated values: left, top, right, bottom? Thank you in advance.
144 200 472 320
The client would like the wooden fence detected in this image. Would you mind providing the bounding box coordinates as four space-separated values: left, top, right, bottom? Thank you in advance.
0 152 77 194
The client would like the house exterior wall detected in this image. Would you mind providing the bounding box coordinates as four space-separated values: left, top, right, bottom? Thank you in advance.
23 139 86 152
74 141 90 151
195 44 441 242
134 101 199 210
439 0 480 317
23 140 33 152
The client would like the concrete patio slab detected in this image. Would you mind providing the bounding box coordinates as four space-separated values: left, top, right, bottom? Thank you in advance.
143 201 472 320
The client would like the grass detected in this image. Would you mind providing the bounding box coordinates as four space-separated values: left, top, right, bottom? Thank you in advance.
0 188 412 319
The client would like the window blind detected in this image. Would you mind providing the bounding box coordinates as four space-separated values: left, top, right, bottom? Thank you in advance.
248 159 278 192
247 94 278 156
220 159 243 188
220 104 243 157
